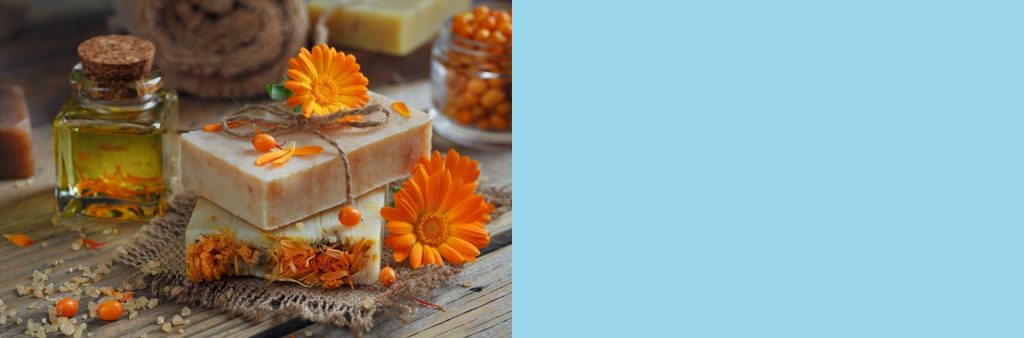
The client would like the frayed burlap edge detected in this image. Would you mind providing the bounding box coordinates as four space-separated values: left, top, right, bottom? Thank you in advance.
116 186 511 335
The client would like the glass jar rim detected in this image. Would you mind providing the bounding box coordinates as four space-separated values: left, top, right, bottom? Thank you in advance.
69 63 164 100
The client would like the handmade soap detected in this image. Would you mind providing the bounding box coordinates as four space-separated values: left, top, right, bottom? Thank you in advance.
181 92 431 230
0 85 33 179
186 187 385 286
309 0 470 56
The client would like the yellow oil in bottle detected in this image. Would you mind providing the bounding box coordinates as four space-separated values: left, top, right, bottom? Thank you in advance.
54 78 178 220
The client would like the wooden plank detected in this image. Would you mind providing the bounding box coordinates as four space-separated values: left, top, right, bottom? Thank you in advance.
287 245 512 338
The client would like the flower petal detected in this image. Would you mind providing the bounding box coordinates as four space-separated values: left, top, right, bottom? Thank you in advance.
255 149 288 166
438 243 464 264
410 243 423 269
385 233 417 251
386 221 413 235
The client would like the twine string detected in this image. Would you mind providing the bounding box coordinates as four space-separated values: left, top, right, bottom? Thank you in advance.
214 102 390 206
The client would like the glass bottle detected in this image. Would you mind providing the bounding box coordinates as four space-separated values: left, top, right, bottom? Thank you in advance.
430 2 512 148
54 35 178 220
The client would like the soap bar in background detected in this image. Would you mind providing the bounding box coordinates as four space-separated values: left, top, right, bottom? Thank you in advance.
186 187 386 286
181 92 431 230
309 0 470 56
0 85 34 179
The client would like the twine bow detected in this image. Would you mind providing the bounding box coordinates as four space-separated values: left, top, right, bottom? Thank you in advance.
214 102 390 207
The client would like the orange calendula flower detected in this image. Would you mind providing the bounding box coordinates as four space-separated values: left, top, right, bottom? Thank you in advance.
255 141 323 166
4 233 34 247
382 150 493 269
284 44 370 117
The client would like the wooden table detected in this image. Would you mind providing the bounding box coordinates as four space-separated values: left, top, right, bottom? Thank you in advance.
0 1 511 337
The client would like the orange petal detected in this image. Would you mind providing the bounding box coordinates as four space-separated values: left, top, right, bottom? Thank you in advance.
255 149 288 166
450 223 490 248
393 249 409 262
438 243 465 264
410 243 423 269
293 146 323 156
273 148 295 165
384 233 416 251
391 101 411 118
447 237 482 260
386 221 414 235
202 123 222 132
380 207 413 223
4 233 33 247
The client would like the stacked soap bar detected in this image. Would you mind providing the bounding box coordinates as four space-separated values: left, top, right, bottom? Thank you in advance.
182 92 431 287
181 92 431 230
309 0 470 56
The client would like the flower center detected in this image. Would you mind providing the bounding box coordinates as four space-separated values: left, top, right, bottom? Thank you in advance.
415 213 449 247
310 77 342 106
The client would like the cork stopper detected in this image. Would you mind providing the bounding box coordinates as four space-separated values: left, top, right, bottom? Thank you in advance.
77 35 155 82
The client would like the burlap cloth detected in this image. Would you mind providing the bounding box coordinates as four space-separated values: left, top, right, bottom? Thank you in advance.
117 186 511 334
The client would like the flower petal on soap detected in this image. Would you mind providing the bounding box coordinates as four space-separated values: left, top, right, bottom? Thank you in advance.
255 149 288 166
293 146 323 156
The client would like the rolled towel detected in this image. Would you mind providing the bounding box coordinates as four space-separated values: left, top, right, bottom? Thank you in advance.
112 0 308 98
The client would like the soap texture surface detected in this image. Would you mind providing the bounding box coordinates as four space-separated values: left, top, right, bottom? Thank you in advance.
0 85 33 179
181 92 430 229
186 188 385 285
309 0 470 56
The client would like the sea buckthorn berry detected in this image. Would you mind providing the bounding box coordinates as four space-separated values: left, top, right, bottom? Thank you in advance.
97 300 124 321
480 89 505 108
473 28 491 42
56 297 79 318
466 78 487 94
490 31 508 45
252 133 276 152
339 206 361 227
494 101 512 116
380 266 397 286
481 16 497 30
472 5 490 18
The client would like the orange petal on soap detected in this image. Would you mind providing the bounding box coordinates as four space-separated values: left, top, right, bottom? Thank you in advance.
391 101 411 118
256 149 289 166
293 146 323 156
202 123 223 132
273 148 295 165
4 233 34 247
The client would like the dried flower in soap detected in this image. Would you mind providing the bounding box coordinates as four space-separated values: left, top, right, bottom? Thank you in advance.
382 150 493 268
270 238 373 288
4 233 34 247
254 141 323 166
185 232 236 282
284 44 369 117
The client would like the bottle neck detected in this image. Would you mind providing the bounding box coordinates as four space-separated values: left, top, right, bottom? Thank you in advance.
69 63 164 111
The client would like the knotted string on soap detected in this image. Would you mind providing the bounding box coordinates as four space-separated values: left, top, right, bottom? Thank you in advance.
213 102 390 207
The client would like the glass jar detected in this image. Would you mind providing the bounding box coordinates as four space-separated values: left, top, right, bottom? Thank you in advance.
430 4 512 148
54 63 179 220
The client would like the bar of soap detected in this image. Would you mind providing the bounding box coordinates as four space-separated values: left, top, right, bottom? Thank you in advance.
0 85 33 179
186 187 385 286
181 92 430 230
309 0 470 56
